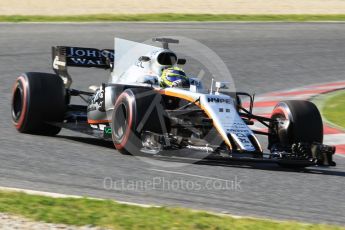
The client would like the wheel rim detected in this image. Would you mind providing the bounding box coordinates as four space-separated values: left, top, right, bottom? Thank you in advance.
12 84 24 122
270 107 291 147
114 103 128 141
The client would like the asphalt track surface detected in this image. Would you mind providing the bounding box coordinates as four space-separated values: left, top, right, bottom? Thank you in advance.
1 23 345 225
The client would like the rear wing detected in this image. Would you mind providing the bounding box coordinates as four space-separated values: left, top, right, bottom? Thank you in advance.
52 46 114 88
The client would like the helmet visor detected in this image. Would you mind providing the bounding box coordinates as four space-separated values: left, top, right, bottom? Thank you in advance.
166 75 183 82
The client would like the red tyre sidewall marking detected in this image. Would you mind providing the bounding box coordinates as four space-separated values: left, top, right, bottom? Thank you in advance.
12 76 28 130
271 106 289 120
114 92 134 150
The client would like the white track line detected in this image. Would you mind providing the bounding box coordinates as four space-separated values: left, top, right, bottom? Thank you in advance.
0 186 257 219
254 94 313 102
252 107 274 114
0 186 157 208
324 134 345 145
0 186 81 198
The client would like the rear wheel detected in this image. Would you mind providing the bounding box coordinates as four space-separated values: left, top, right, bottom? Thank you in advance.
11 72 66 135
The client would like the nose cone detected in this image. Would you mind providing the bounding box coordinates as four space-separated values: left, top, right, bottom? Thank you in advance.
200 94 261 152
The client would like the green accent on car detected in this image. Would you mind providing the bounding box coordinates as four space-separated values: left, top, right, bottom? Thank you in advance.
104 126 112 137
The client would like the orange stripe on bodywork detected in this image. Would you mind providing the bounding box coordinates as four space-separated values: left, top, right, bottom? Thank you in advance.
87 119 110 124
156 89 232 149
156 89 201 106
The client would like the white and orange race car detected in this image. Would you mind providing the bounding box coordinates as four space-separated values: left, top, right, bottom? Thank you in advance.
11 38 336 168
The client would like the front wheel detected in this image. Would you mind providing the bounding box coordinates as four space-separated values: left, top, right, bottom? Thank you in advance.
111 88 165 155
269 100 323 148
269 100 323 168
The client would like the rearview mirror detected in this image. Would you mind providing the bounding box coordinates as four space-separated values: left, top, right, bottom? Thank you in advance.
177 58 186 65
215 81 229 90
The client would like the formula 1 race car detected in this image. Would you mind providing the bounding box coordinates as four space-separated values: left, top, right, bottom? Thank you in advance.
11 37 336 168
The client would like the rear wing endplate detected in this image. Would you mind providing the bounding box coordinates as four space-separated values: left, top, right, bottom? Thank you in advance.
52 46 114 88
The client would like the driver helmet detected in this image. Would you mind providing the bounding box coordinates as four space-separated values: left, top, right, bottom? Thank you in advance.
160 67 189 88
